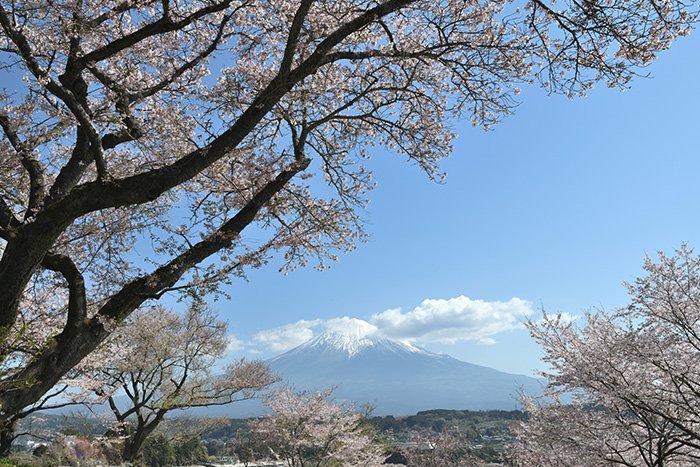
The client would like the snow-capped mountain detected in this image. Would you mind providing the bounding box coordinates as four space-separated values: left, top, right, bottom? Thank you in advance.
264 325 544 415
269 324 424 361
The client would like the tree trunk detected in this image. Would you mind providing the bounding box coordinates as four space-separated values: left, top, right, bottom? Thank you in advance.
0 219 68 330
121 421 160 462
0 419 16 457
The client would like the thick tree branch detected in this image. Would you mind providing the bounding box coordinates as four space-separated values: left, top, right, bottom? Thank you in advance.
0 197 19 239
279 0 315 77
48 128 91 200
107 395 123 421
41 252 87 329
96 156 311 321
0 114 47 217
295 0 413 68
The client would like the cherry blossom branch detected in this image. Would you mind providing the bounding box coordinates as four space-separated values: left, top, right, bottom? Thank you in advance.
0 113 47 218
37 0 415 227
14 384 73 419
85 11 236 155
84 1 141 29
0 5 107 180
68 0 238 78
86 66 145 149
88 9 236 109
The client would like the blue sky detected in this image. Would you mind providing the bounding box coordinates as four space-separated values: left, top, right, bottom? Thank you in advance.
213 32 700 377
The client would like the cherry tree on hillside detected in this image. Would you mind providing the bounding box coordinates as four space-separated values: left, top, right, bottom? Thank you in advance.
511 246 700 466
78 303 275 461
0 0 696 447
250 387 384 466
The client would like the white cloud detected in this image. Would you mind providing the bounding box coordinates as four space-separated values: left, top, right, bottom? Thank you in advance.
370 296 534 344
248 296 535 354
251 319 322 352
324 316 379 338
226 335 245 352
478 337 497 346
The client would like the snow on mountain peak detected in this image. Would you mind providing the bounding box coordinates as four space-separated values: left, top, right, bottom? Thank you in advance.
326 317 377 338
307 318 379 356
302 317 423 357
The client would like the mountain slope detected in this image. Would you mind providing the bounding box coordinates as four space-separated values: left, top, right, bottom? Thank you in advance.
266 327 544 415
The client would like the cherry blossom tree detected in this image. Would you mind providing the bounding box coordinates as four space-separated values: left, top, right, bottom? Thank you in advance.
80 303 275 461
249 387 385 466
0 0 696 449
511 246 700 466
512 395 698 467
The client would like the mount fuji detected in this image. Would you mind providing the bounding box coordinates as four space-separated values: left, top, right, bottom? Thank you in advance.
263 320 545 415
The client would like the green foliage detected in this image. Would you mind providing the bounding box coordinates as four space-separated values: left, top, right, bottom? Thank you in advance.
58 428 82 437
173 437 208 465
230 429 274 465
0 456 38 467
369 409 524 435
472 445 500 463
140 434 175 467
30 446 47 459
198 418 249 440
138 434 208 467
16 413 106 444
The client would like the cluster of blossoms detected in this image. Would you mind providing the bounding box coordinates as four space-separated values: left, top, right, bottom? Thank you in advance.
512 246 700 466
250 387 385 466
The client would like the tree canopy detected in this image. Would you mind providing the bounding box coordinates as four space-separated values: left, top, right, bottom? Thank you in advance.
512 246 700 466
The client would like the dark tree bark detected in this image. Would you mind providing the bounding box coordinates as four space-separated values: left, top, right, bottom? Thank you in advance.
120 414 165 462
0 419 16 457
